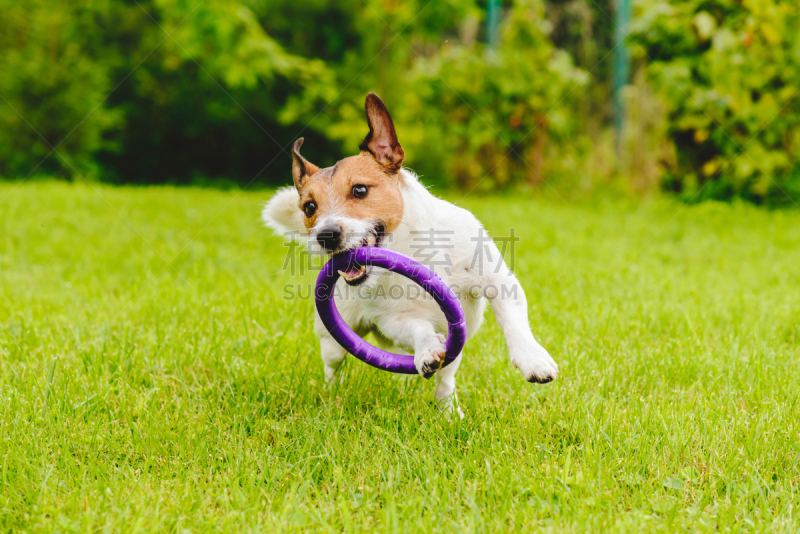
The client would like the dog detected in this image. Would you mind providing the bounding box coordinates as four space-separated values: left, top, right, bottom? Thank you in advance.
262 93 558 415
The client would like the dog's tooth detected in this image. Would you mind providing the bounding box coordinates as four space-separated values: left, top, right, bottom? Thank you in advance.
359 265 366 272
337 268 365 282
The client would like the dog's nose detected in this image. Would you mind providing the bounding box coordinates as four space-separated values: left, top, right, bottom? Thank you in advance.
316 225 343 251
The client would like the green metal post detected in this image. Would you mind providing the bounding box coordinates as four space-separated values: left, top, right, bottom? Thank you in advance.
613 0 631 155
487 0 500 49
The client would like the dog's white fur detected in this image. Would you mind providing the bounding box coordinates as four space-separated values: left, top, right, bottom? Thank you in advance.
263 169 557 416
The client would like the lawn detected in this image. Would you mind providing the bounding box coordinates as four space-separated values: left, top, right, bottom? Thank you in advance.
1 181 800 532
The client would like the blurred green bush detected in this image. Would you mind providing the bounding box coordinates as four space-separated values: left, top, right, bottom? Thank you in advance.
0 0 798 205
0 0 335 184
304 0 588 190
403 0 588 190
0 1 122 179
631 0 800 205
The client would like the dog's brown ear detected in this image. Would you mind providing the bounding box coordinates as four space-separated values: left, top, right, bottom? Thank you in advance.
359 93 405 174
291 138 319 191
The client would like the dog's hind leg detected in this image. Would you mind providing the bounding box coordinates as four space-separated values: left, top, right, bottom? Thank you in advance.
434 356 464 419
319 334 348 384
315 286 368 384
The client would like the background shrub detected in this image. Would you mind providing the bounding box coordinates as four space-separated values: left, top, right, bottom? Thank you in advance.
0 1 121 179
631 0 800 205
0 0 799 205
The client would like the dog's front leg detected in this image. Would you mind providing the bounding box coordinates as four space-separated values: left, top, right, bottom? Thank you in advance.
479 243 558 383
374 316 446 379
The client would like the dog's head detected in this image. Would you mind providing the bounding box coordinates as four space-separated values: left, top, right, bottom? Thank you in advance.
292 93 405 285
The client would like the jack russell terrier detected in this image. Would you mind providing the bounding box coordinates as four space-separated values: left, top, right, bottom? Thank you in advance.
262 93 558 415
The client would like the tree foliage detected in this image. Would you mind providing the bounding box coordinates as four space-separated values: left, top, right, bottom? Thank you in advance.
631 0 800 205
0 0 591 188
0 0 799 205
0 0 334 184
399 0 588 189
0 1 122 179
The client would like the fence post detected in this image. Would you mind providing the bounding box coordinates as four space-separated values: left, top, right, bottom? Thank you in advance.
613 0 631 157
486 0 500 49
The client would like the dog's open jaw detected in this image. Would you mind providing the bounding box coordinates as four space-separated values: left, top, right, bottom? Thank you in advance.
336 223 385 285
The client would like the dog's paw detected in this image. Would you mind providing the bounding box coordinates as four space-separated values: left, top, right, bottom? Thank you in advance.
324 364 345 385
438 397 465 420
415 333 446 379
511 343 558 384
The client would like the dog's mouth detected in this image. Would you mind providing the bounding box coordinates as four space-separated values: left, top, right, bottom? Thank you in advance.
337 223 385 286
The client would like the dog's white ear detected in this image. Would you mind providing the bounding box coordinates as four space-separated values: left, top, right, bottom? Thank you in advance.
262 186 305 237
292 138 319 191
359 93 405 174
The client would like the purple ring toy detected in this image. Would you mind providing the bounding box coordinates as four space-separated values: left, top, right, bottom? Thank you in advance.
315 247 467 375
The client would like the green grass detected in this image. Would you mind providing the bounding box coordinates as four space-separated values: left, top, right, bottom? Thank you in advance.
1 181 800 532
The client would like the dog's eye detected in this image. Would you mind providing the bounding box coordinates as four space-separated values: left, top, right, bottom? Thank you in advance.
352 185 369 199
303 201 317 218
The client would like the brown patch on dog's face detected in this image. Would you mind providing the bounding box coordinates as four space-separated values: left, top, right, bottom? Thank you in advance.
290 92 406 238
289 93 405 284
297 154 404 233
